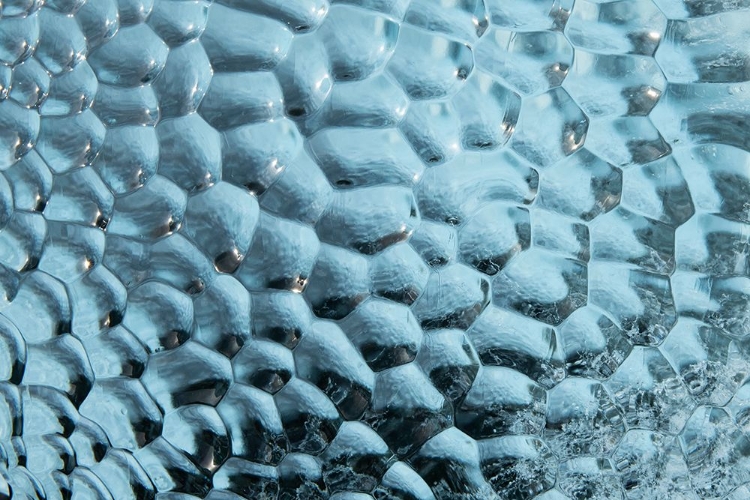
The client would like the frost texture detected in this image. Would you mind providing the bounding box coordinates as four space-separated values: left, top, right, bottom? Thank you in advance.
0 0 749 499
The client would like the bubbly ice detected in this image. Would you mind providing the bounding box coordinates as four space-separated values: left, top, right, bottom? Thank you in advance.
1 0 749 499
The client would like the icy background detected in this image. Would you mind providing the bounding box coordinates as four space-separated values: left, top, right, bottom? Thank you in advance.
1 0 750 498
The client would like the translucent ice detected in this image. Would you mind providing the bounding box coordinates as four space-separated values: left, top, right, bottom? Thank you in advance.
1 1 750 499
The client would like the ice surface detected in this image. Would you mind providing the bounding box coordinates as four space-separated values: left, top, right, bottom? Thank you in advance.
1 0 750 499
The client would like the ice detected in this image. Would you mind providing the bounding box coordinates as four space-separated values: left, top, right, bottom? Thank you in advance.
304 72 408 135
0 13 39 66
94 83 160 127
0 212 44 271
415 151 537 224
75 0 118 50
387 26 473 101
620 157 694 226
304 244 370 319
274 34 331 117
216 384 286 464
605 346 694 434
544 378 625 459
237 213 319 289
612 429 695 499
123 282 192 351
232 340 295 394
372 461 434 500
661 319 749 406
417 329 479 402
133 437 211 495
146 233 216 294
92 126 157 194
458 202 530 275
79 378 161 450
116 0 153 26
316 186 417 255
339 299 422 371
556 457 624 500
44 167 111 227
152 40 211 119
274 378 341 455
5 150 51 212
41 60 97 117
3 271 69 343
456 366 546 439
559 306 632 380
9 58 50 110
89 24 167 86
22 335 93 406
409 219 458 268
369 243 429 304
493 248 588 325
193 275 251 357
162 405 229 473
486 0 573 32
108 175 186 239
412 263 491 330
140 341 232 410
220 119 301 194
564 53 666 119
277 452 328 499
589 207 676 274
511 87 588 167
1 0 749 498
251 291 312 349
530 208 590 262
404 0 487 43
589 262 677 345
475 28 573 96
68 468 114 500
36 9 84 74
81 325 147 379
184 182 258 273
0 66 9 102
203 6 292 73
320 421 391 494
308 128 423 188
0 101 40 167
2 0 43 18
38 222 103 283
565 0 666 56
0 317 24 384
36 110 104 173
453 71 521 150
199 72 283 130
467 306 565 387
259 150 333 225
478 435 556 498
409 428 498 499
400 101 461 165
364 363 451 457
294 322 374 420
320 6 397 82
92 449 156 499
679 407 750 498
147 0 209 48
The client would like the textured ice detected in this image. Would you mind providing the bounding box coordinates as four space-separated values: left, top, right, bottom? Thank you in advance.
0 0 750 499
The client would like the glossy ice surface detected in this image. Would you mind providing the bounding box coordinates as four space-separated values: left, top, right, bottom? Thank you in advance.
0 0 749 499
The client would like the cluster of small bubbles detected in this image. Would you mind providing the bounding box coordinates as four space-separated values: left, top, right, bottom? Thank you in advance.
0 0 749 499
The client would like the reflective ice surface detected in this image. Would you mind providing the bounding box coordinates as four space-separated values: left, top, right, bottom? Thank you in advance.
0 0 749 499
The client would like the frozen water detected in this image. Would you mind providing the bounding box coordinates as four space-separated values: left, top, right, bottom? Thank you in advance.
0 0 749 499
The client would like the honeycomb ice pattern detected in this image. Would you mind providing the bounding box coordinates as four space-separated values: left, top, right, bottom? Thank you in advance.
1 0 750 498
